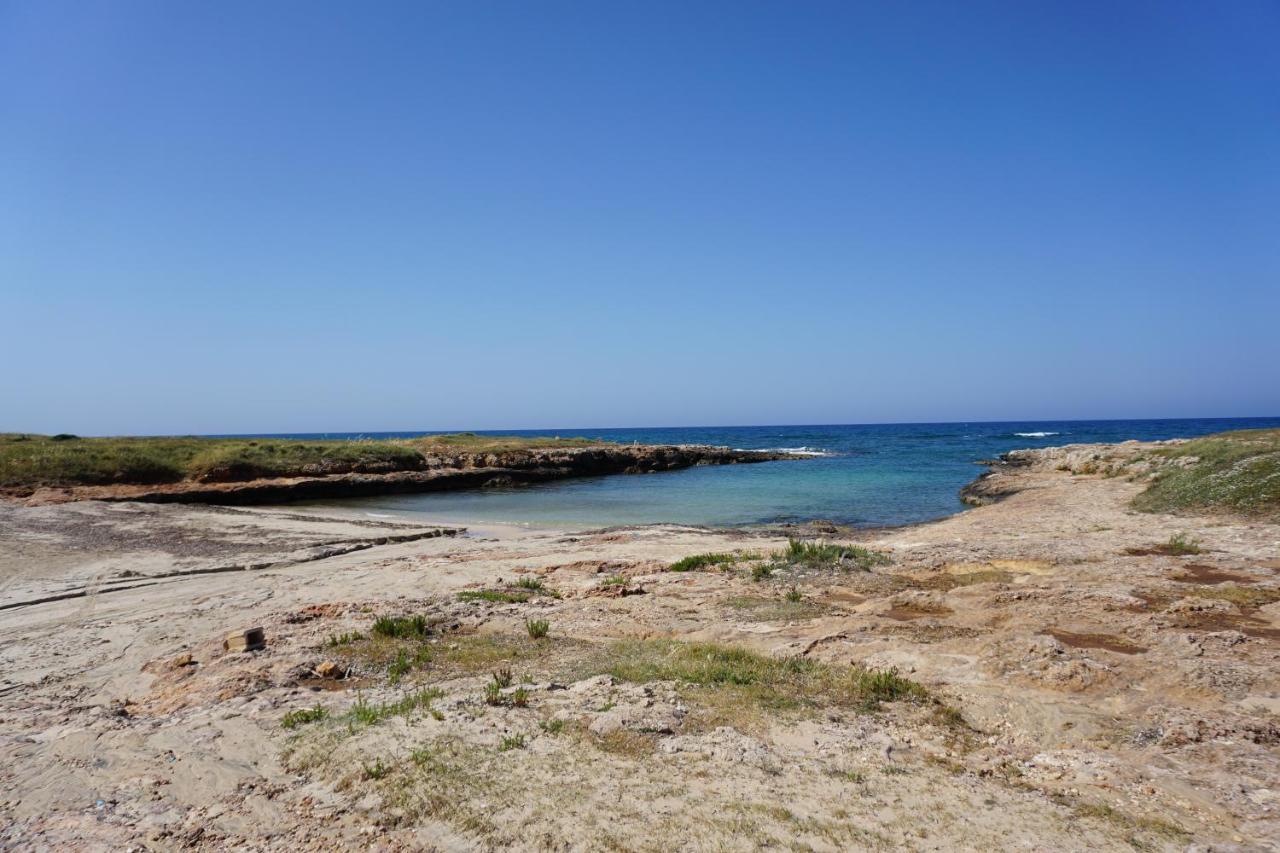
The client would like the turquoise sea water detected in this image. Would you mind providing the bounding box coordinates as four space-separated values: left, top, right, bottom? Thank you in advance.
250 418 1280 529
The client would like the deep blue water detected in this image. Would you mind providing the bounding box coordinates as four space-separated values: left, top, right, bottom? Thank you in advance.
238 418 1280 529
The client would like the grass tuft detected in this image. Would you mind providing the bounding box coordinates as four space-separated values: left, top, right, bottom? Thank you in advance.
525 618 550 639
371 614 430 639
1162 533 1202 555
281 706 328 729
498 734 526 752
326 631 364 647
387 646 432 684
348 687 443 727
782 539 892 571
669 552 739 572
362 757 390 780
457 590 531 604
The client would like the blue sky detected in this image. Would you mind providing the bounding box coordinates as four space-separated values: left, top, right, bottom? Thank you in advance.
2 1 1277 434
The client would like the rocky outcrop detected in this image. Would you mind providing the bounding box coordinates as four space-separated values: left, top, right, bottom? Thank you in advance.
958 439 1186 506
17 445 795 507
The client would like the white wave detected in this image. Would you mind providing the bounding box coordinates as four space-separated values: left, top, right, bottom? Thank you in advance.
1014 432 1060 438
740 446 831 457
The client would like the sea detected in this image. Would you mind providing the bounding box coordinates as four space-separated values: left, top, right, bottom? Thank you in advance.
241 418 1280 529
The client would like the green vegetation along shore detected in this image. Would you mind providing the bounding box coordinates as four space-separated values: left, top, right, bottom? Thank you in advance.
1132 428 1280 521
0 432 605 489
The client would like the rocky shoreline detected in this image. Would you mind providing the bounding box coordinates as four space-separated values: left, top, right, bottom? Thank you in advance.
6 444 793 507
3 438 1278 850
958 438 1189 506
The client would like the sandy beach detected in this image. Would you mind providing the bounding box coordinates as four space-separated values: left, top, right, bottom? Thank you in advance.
2 441 1278 851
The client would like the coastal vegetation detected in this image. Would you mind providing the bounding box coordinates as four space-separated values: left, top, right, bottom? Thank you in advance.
0 431 608 489
1132 428 1280 520
321 612 936 721
668 542 892 585
668 552 740 572
603 639 929 714
725 593 827 621
458 589 532 604
280 706 328 730
779 539 893 571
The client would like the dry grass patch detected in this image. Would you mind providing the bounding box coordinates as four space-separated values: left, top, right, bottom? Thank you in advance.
724 594 831 622
599 639 928 717
1127 533 1204 557
1071 800 1189 846
1183 584 1280 610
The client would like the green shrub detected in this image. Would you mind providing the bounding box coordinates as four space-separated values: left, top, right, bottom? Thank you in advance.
525 618 550 639
498 734 526 752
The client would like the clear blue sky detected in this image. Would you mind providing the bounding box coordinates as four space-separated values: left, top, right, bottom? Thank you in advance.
2 1 1277 435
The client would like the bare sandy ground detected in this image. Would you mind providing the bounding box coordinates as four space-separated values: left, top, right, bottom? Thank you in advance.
1 444 1277 851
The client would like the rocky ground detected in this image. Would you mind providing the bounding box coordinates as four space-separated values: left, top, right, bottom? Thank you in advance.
1 441 1278 851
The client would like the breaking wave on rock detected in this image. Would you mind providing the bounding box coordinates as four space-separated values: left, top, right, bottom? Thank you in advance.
742 448 829 455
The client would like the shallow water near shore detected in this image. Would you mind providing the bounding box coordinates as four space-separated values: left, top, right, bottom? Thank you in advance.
258 418 1280 529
